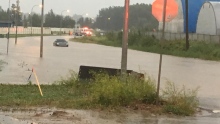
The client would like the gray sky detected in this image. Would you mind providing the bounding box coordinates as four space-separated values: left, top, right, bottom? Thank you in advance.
1 0 154 17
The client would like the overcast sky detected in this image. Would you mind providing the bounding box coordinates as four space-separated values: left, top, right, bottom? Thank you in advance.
1 0 154 17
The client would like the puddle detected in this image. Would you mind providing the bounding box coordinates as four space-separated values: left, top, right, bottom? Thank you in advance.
0 114 36 124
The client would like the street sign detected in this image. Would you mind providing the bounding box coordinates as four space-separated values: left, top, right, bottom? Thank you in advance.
152 0 178 22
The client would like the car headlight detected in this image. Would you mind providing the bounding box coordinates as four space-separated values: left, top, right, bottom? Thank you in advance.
57 43 59 45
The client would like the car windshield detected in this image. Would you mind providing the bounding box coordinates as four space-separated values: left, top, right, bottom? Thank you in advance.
56 39 66 42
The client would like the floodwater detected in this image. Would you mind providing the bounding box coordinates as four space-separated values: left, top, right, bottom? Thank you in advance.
1 36 220 123
0 107 220 124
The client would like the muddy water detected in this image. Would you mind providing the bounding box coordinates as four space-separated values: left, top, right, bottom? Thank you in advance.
0 36 220 111
0 108 220 124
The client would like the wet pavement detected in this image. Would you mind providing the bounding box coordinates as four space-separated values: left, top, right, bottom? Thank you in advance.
1 36 220 123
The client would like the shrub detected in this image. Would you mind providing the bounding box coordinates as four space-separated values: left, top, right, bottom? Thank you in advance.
90 73 156 107
162 81 199 116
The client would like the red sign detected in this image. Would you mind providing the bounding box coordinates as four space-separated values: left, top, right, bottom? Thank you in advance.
152 0 178 22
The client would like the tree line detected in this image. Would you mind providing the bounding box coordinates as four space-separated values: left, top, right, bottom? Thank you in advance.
93 3 158 31
1 3 158 31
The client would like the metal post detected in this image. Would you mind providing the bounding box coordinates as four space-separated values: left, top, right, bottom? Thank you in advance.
7 0 11 55
60 14 62 35
156 0 167 105
121 0 130 77
40 0 44 58
185 0 189 50
15 0 19 45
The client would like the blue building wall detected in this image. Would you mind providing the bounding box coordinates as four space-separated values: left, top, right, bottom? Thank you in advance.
181 0 220 33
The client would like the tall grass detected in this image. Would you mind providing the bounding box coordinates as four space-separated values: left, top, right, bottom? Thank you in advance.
72 31 220 61
90 73 156 107
55 72 199 115
162 81 199 116
0 71 199 116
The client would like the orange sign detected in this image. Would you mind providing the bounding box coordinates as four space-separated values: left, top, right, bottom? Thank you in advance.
152 0 178 22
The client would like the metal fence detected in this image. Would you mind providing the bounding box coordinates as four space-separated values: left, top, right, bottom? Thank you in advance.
146 32 220 44
0 27 73 35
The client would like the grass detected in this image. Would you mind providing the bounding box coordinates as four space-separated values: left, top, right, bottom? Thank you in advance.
70 32 220 61
162 81 199 116
0 71 199 116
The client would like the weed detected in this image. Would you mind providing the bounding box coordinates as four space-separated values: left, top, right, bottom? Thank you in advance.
162 81 199 116
0 71 199 116
71 32 220 61
90 72 156 107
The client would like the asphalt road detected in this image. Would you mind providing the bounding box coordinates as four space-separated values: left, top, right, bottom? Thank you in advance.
1 36 220 111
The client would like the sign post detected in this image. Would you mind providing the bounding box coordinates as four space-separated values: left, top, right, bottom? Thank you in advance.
152 0 178 105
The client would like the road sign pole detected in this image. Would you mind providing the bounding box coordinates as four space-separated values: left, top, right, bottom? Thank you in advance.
7 0 11 55
40 0 44 58
15 0 19 45
185 0 189 50
156 0 167 105
121 0 130 78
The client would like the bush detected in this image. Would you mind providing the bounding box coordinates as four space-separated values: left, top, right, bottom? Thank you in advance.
162 81 199 116
90 73 156 107
52 71 199 115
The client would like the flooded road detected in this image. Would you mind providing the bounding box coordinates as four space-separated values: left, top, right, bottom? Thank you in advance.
0 36 220 111
0 107 220 124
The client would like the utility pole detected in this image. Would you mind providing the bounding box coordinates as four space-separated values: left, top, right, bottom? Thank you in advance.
156 0 167 105
185 0 189 50
121 0 130 77
40 0 44 58
15 0 19 45
7 0 11 55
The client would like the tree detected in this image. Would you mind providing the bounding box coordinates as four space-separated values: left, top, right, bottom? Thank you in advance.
44 9 75 28
62 16 75 28
93 4 158 31
32 13 41 27
0 6 8 21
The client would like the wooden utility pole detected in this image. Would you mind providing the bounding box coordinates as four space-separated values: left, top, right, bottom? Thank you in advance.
7 0 11 54
121 0 130 77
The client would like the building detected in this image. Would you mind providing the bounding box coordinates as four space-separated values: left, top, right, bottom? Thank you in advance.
158 0 220 34
196 1 220 35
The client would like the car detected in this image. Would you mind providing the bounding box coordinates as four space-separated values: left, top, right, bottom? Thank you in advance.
53 39 69 47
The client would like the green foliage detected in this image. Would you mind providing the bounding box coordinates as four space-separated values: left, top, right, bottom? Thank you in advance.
162 81 199 116
0 7 8 21
73 33 220 60
90 73 156 107
0 71 199 116
44 9 75 28
94 3 158 31
128 31 159 47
